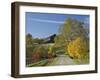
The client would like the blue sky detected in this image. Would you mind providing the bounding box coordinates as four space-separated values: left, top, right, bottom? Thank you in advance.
26 12 89 38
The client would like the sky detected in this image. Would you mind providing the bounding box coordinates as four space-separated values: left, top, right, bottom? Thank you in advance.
26 12 89 39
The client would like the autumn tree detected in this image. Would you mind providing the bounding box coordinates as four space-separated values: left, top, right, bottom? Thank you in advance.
54 17 89 54
67 36 89 61
54 18 72 45
58 18 88 44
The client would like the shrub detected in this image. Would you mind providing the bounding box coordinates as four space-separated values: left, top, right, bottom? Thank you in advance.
32 48 41 62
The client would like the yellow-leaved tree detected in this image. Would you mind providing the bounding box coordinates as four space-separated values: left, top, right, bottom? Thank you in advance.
67 36 89 59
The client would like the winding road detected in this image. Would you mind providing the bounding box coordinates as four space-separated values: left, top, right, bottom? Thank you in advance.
47 54 76 66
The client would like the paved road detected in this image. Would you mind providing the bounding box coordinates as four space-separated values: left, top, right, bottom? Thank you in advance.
47 54 76 66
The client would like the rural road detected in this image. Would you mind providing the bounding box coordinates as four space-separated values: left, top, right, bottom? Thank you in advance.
47 54 76 66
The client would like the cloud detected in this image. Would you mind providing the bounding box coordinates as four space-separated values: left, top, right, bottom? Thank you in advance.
27 18 64 24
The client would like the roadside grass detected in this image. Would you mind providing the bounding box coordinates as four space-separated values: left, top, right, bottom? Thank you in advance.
73 52 89 65
46 58 58 66
27 59 48 67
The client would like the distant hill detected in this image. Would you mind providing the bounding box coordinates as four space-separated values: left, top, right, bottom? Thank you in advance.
43 34 56 43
